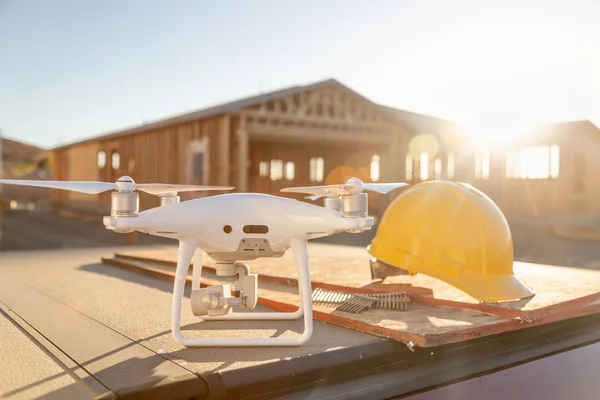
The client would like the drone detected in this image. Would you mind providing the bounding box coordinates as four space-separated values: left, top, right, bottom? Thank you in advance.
0 176 407 347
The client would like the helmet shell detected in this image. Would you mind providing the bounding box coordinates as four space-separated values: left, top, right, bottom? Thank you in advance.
368 180 534 302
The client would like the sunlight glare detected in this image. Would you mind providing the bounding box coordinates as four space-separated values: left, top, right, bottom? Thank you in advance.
465 111 537 149
420 152 429 180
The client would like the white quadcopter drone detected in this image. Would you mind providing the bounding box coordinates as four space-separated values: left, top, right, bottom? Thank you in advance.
0 176 407 347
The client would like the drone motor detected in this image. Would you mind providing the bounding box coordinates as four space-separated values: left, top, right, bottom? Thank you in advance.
283 177 407 222
341 192 368 218
322 192 369 230
111 177 181 216
111 191 139 217
159 193 180 206
323 196 342 212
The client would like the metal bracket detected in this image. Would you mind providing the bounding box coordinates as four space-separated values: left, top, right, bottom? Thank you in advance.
190 262 257 316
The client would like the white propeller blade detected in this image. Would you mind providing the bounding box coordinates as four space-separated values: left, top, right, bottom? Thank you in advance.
305 195 320 201
282 185 345 198
363 183 409 194
0 179 117 194
282 178 408 199
0 179 234 196
135 184 234 195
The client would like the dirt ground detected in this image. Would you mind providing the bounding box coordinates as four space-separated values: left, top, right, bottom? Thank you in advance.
1 206 600 269
0 206 170 251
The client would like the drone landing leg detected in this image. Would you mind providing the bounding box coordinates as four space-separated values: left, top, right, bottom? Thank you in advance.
172 238 314 347
171 239 197 345
191 248 203 290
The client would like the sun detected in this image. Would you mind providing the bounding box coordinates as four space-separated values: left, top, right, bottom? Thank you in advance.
463 107 537 150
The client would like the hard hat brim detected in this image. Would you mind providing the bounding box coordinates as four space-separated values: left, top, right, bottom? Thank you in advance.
369 243 535 302
440 270 535 303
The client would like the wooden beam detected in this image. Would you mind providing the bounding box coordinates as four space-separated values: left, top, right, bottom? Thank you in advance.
125 231 138 246
237 118 249 192
218 115 231 186
0 198 4 245
238 110 395 132
247 123 389 145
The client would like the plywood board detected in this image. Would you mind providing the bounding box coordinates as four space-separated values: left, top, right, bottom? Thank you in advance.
114 243 600 320
103 242 600 348
102 255 513 347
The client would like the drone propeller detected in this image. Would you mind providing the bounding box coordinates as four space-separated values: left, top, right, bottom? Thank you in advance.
305 195 320 201
0 179 115 194
283 177 408 200
133 183 234 196
0 176 234 196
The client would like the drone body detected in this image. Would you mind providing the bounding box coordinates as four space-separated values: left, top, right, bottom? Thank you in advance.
0 175 406 347
106 192 375 258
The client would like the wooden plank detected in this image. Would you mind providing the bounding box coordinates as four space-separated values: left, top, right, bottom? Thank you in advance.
238 109 396 131
208 119 219 186
113 244 600 319
218 115 231 186
105 244 600 348
247 123 389 145
176 124 184 184
237 117 249 192
103 254 600 348
101 255 509 348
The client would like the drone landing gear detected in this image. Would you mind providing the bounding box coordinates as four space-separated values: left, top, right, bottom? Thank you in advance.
171 238 314 347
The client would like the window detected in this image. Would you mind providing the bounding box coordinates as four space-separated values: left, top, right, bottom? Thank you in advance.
550 145 560 178
285 161 295 180
523 146 549 179
483 152 490 179
505 145 559 179
270 159 283 180
475 150 490 179
97 150 106 168
188 139 209 185
259 161 269 177
446 153 455 179
506 151 519 178
405 154 413 180
370 155 380 182
434 158 442 179
309 157 324 182
111 151 120 170
419 152 429 180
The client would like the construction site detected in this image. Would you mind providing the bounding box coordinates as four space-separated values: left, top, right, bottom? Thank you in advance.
2 78 600 266
2 74 600 399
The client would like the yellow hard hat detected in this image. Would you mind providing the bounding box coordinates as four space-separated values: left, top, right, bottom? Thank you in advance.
367 180 534 302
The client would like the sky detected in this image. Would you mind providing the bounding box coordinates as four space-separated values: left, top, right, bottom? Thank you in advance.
1 0 599 149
